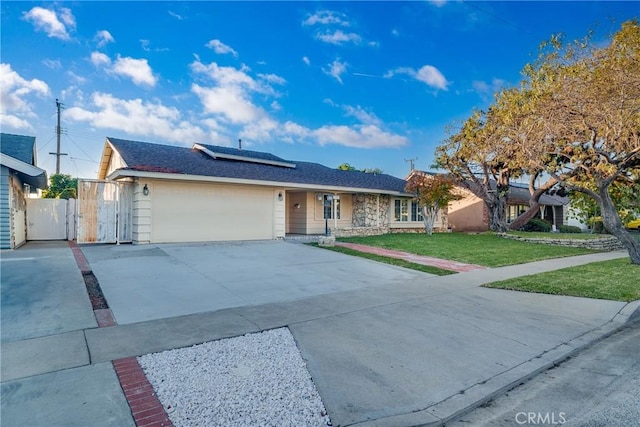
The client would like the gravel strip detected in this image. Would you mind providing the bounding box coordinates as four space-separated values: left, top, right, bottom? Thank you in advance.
138 328 331 427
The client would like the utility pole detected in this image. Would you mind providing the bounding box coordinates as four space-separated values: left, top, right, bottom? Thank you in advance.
50 98 67 174
405 157 418 172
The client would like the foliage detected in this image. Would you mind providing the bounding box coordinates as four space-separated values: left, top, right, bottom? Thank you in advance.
434 110 513 232
337 163 383 174
569 182 640 226
437 20 640 263
521 218 552 232
42 173 77 199
558 225 583 234
405 172 462 235
484 258 640 302
337 233 594 267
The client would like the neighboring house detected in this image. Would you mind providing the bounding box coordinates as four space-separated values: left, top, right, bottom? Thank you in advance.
447 181 568 232
96 137 436 244
0 133 48 249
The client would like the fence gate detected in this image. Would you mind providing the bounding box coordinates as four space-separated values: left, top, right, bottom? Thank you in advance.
26 198 73 240
77 180 133 244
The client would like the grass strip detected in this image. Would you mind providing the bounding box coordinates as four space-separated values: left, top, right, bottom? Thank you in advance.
483 257 640 302
311 244 456 276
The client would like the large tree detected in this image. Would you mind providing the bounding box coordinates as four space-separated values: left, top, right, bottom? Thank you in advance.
42 173 78 199
405 172 462 235
435 109 517 232
520 20 640 262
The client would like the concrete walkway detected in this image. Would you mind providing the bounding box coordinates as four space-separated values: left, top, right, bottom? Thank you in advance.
335 241 488 272
1 241 637 427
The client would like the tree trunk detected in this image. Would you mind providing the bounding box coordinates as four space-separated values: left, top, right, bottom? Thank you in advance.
599 185 640 265
423 206 438 236
487 196 508 232
508 202 541 230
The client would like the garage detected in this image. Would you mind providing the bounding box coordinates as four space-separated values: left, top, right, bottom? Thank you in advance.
151 180 278 243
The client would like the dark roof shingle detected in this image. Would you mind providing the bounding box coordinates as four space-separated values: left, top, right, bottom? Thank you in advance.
0 133 36 165
107 137 408 193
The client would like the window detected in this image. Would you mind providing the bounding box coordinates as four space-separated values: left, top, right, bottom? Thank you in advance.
507 204 528 223
324 195 340 219
394 199 409 222
411 202 424 222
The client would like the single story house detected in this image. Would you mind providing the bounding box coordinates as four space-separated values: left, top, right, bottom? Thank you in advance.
97 137 445 244
447 181 568 232
1 133 48 249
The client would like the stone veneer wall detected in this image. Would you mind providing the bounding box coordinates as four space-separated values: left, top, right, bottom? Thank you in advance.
498 233 624 251
351 194 389 227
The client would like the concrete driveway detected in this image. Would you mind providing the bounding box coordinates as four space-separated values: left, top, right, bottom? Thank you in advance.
80 240 432 325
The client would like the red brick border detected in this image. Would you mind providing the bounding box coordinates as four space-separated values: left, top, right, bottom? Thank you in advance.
68 240 92 274
113 358 174 427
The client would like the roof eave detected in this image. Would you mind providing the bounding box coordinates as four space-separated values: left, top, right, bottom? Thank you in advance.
107 169 409 196
0 153 48 188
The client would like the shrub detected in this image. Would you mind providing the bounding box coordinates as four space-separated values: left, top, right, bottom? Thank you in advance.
559 225 583 233
520 218 552 232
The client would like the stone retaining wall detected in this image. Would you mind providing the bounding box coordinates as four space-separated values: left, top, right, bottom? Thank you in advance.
498 233 624 251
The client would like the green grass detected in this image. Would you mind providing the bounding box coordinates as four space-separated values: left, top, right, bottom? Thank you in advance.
337 233 596 267
507 231 608 240
310 244 456 276
483 258 640 301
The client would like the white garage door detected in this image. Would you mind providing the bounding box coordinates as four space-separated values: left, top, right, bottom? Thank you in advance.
151 181 275 243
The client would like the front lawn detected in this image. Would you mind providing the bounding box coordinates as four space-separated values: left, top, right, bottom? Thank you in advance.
338 233 596 267
483 258 640 301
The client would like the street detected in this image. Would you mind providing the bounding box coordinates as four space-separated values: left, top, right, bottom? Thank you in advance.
450 322 640 426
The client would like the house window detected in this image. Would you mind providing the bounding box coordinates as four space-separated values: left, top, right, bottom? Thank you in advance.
324 195 340 219
411 202 424 222
507 204 529 223
394 199 409 222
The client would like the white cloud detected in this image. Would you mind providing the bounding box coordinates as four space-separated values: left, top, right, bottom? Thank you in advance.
368 41 380 48
65 92 207 142
323 59 348 84
95 30 114 47
23 7 75 40
168 11 184 20
391 28 400 37
472 78 507 95
206 39 238 57
192 84 264 124
270 101 282 111
112 56 156 87
303 10 349 26
0 63 50 130
67 71 87 85
0 63 50 114
385 65 449 90
258 73 286 85
42 58 62 69
342 105 382 126
302 56 311 66
240 117 279 141
313 124 408 148
429 0 448 7
91 51 111 66
0 114 31 130
316 30 361 45
90 52 156 87
140 39 169 53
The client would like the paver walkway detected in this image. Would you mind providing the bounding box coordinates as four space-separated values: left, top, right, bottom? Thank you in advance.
335 241 488 272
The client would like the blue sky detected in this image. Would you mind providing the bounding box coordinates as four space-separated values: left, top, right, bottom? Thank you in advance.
1 1 637 179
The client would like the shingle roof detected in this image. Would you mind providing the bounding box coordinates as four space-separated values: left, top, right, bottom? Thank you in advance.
0 133 36 165
107 137 408 193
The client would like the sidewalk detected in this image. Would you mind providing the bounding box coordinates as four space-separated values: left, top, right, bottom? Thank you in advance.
1 242 637 427
334 241 488 272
